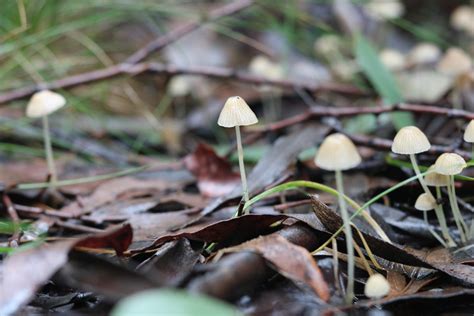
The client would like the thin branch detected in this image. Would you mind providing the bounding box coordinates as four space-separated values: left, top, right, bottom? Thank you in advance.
252 104 474 132
0 63 364 105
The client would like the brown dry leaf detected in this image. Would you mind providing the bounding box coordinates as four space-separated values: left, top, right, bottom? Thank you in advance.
221 234 330 302
0 224 132 315
184 143 240 198
387 271 407 296
60 177 175 217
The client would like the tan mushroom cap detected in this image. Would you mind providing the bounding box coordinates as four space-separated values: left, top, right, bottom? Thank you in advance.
425 165 449 187
26 90 66 118
364 273 390 299
436 48 472 76
434 153 467 175
415 193 437 211
391 126 431 155
463 120 474 143
314 133 361 171
217 96 258 128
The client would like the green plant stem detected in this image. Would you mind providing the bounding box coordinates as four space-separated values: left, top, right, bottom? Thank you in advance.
243 180 391 243
313 171 430 253
335 169 354 304
235 125 249 206
448 175 468 242
42 115 57 187
410 154 454 246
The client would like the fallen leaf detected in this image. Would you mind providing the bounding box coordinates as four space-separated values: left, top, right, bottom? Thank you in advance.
184 143 240 198
222 234 330 301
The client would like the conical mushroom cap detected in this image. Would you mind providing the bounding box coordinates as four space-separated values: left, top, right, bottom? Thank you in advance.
217 96 258 128
391 126 431 155
315 133 361 171
364 273 390 299
415 193 436 211
463 120 474 143
434 153 467 175
425 165 449 187
26 90 66 118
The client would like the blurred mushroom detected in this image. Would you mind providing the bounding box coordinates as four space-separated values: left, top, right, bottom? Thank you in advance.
364 273 390 299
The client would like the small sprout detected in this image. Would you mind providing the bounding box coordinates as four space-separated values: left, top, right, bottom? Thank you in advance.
434 153 469 242
315 133 361 303
451 6 474 36
364 273 390 299
26 90 66 186
392 127 455 246
379 49 406 71
218 96 258 205
437 48 472 77
407 43 441 66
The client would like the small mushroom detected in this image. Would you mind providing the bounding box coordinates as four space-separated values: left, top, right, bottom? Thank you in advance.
434 153 469 242
364 273 390 299
415 193 447 246
218 96 258 204
407 43 441 66
315 133 361 303
26 90 66 186
463 120 474 159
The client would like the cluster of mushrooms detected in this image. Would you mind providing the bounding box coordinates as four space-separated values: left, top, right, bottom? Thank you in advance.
217 95 472 303
23 91 470 303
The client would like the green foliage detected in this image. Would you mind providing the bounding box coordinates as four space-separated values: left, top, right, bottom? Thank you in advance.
354 34 414 130
112 289 239 316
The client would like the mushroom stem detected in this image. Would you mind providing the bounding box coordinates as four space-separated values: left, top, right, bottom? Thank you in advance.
422 210 448 247
410 154 454 245
335 169 354 304
235 125 249 205
448 175 468 242
42 115 57 186
435 187 456 246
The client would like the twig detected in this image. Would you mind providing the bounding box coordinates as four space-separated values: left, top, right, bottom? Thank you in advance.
0 0 256 105
0 63 363 105
2 193 22 243
253 104 474 133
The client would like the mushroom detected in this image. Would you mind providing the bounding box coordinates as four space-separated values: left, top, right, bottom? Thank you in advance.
434 153 469 242
415 193 447 247
315 133 361 303
463 120 474 158
26 90 66 186
392 126 455 246
364 273 390 299
425 165 455 246
218 96 258 204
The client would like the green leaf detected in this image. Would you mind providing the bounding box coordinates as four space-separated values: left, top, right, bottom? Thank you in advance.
112 289 240 316
354 34 414 129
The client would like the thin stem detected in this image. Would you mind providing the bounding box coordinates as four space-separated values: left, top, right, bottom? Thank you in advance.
335 169 354 304
42 115 57 187
434 187 456 246
410 154 453 245
449 175 468 242
423 210 448 247
235 126 249 205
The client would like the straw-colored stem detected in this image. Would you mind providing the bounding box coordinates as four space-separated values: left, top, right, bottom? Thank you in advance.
42 115 57 187
410 154 453 245
235 126 249 205
335 169 354 304
448 176 468 242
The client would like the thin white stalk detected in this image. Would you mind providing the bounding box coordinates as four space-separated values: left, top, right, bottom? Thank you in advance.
335 169 354 304
410 154 453 245
235 126 249 205
448 176 468 242
435 187 456 246
423 211 447 247
42 115 57 187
